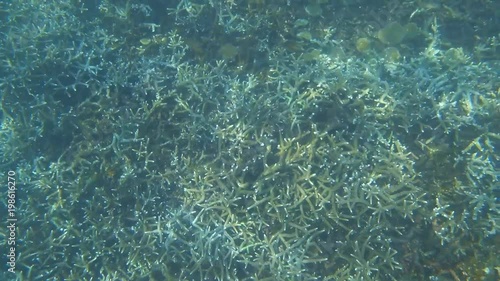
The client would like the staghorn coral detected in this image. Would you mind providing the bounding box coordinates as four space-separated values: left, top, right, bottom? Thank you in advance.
0 1 498 280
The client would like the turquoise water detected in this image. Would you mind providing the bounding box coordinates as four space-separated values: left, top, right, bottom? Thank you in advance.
0 1 498 280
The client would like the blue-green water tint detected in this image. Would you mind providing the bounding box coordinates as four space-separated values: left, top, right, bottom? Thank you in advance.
0 0 498 280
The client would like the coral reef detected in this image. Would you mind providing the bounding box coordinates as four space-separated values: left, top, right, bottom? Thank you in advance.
0 0 498 280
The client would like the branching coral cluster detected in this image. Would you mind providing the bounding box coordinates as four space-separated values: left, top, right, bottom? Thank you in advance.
0 0 498 280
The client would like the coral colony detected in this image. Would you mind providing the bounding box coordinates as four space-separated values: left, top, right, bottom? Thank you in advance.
0 0 499 280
